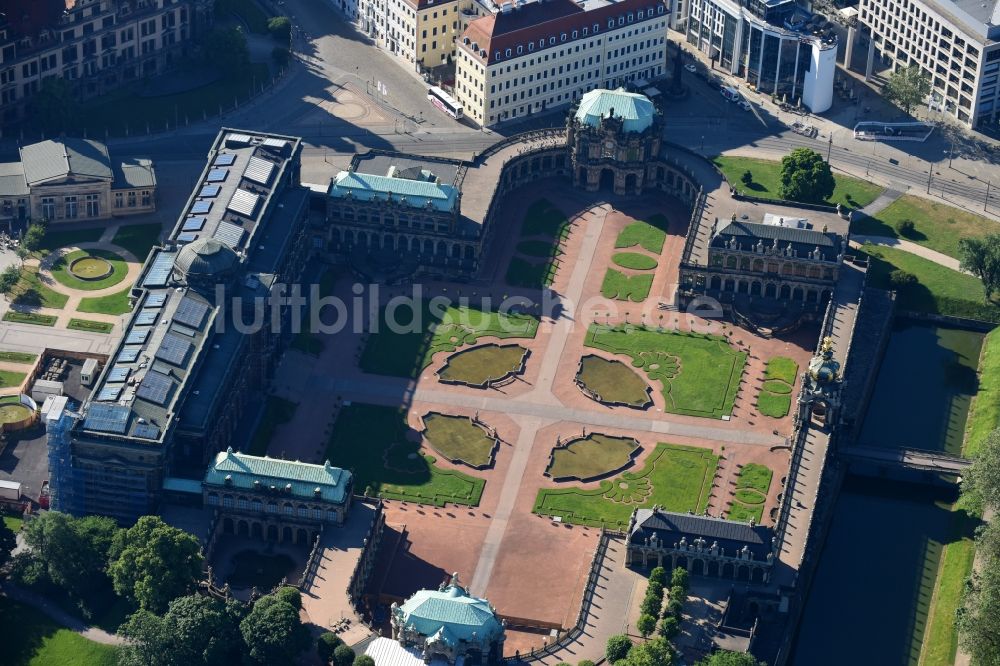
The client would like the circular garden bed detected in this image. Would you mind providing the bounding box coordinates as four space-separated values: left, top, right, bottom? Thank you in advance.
437 343 529 388
69 255 114 281
52 249 129 291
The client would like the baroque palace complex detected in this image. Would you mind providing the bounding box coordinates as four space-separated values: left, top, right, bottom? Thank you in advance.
32 83 876 664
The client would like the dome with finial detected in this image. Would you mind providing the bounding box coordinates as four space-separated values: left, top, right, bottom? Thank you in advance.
392 573 504 646
808 336 840 384
574 88 655 133
174 237 239 281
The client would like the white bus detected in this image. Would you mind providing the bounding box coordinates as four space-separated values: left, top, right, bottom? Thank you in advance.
428 86 463 119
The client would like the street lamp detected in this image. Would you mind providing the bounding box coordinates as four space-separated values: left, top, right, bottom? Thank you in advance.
826 133 833 163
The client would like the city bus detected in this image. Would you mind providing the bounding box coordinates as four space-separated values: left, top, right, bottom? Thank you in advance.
428 86 464 119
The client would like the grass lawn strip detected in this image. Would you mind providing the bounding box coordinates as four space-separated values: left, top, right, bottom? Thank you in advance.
110 223 163 262
533 443 719 527
521 199 570 238
758 357 798 418
506 257 559 288
10 267 68 309
713 155 883 208
67 319 114 334
728 503 763 524
612 252 658 271
505 199 568 288
3 312 57 327
757 392 791 418
615 215 669 254
327 404 485 506
576 355 652 407
964 326 1000 456
422 413 497 468
862 243 1000 322
727 463 773 523
516 239 563 259
585 324 746 418
248 396 298 456
852 194 995 260
600 269 654 302
35 228 103 255
546 434 640 481
361 303 539 378
77 287 132 316
0 369 27 388
0 597 119 666
736 463 773 494
50 249 128 291
0 351 37 364
764 356 799 384
437 344 527 386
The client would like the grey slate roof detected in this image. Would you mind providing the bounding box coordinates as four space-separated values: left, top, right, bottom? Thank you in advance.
19 139 113 186
0 162 28 197
712 220 842 261
630 508 774 559
113 159 157 189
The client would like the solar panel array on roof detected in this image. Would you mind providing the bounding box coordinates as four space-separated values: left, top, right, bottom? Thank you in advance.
214 153 236 166
183 216 206 231
177 232 198 244
199 185 221 198
213 220 245 248
116 345 143 364
96 385 123 402
136 371 174 406
126 327 151 345
146 293 167 307
174 297 210 329
226 133 253 146
190 200 212 215
108 365 131 382
135 309 159 326
84 403 130 433
142 252 176 288
243 157 274 185
227 189 259 217
206 168 228 183
133 423 161 440
155 333 192 366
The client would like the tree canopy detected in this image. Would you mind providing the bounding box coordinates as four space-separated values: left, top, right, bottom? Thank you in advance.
606 634 634 662
22 511 119 601
202 27 249 74
119 594 244 666
778 148 835 204
27 77 78 134
883 64 931 115
0 266 20 295
240 592 310 664
268 16 292 42
958 235 1000 302
0 519 16 568
696 651 765 666
108 516 203 613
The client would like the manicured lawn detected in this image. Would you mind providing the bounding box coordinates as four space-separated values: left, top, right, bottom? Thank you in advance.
78 63 272 135
520 199 570 238
757 357 798 418
728 463 773 524
50 250 128 291
35 228 103 255
66 319 113 334
0 597 120 666
437 343 527 386
0 351 37 364
612 252 658 271
111 223 163 262
9 267 68 309
546 433 640 481
615 215 669 254
3 312 57 327
326 404 485 506
736 463 773 494
585 324 746 418
601 269 654 302
248 396 298 456
713 156 883 208
965 326 1000 456
852 195 996 260
422 413 497 468
227 550 297 590
3 514 23 532
516 239 563 259
361 303 538 378
505 199 568 288
0 369 26 388
533 443 719 528
506 257 560 289
77 288 132 316
575 355 652 407
862 243 1000 322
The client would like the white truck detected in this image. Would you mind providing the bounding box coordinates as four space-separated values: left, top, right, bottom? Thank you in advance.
0 479 22 501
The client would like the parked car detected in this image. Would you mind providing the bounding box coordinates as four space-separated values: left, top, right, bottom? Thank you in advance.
684 63 697 73
739 100 752 111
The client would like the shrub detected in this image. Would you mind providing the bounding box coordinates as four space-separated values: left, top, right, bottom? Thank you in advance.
318 632 344 662
353 657 376 666
895 218 916 236
670 585 687 603
646 580 664 599
889 269 918 287
606 634 633 662
666 598 684 617
268 16 292 42
640 594 662 617
741 170 753 186
637 613 657 637
670 567 689 591
333 644 356 666
0 266 19 294
650 566 667 587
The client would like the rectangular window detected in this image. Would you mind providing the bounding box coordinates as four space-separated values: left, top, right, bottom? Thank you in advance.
141 191 151 207
127 191 137 208
85 193 99 217
114 192 124 209
64 196 78 219
41 197 55 219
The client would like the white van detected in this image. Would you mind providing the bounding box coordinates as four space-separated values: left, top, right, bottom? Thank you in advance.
720 86 740 102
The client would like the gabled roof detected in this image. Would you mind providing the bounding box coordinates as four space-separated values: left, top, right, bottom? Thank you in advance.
0 162 28 197
204 448 352 504
395 579 504 644
329 170 459 212
113 159 157 189
630 508 774 560
19 138 113 186
575 88 656 133
712 220 842 261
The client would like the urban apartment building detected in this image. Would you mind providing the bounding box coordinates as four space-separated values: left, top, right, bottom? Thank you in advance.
684 0 837 112
857 0 1000 129
360 0 468 72
0 0 213 124
454 0 670 126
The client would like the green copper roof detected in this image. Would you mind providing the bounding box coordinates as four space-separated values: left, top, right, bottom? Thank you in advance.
203 448 352 504
328 170 458 212
395 579 504 645
575 88 656 133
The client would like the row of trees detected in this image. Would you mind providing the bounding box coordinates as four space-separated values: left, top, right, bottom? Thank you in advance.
958 234 1000 301
956 428 1000 664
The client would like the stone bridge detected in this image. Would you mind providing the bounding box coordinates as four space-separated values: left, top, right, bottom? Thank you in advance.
840 445 972 475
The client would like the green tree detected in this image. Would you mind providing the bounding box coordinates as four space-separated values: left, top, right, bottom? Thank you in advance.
888 269 917 288
882 64 931 115
268 16 292 42
670 585 687 603
119 594 243 666
957 520 1000 666
894 218 915 236
202 27 249 74
741 170 753 187
21 223 46 251
670 567 689 591
658 615 680 640
623 637 675 666
27 77 78 133
696 650 765 666
778 148 835 204
958 235 1000 301
0 266 20 294
333 644 356 666
274 586 301 610
318 632 344 663
23 511 119 601
649 566 667 587
606 634 634 662
240 593 310 664
964 428 1000 512
637 613 657 637
353 656 376 666
579 661 596 666
0 519 16 568
108 516 203 613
